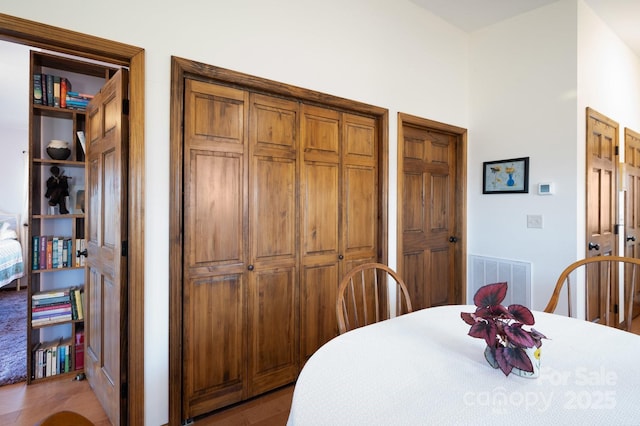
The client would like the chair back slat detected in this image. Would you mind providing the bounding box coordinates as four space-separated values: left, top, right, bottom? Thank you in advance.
336 263 413 334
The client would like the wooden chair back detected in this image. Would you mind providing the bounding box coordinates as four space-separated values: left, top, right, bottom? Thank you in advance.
336 262 413 334
35 410 94 426
544 255 640 331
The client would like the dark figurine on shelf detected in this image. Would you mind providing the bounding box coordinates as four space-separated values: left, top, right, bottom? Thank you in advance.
45 166 71 214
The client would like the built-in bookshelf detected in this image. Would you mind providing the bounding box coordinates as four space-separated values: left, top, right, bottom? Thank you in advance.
27 50 113 384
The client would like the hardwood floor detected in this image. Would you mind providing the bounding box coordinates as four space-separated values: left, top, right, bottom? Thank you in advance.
1 315 638 425
0 379 111 425
0 379 294 425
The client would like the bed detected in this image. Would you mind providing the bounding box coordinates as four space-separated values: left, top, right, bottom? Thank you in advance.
0 212 24 290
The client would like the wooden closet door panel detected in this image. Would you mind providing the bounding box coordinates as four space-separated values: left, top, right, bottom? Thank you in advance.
343 113 378 263
248 94 299 396
183 80 249 417
300 104 341 360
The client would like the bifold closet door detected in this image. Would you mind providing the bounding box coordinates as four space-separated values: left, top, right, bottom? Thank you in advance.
182 80 249 417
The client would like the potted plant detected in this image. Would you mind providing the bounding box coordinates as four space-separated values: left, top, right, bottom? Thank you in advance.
461 282 546 377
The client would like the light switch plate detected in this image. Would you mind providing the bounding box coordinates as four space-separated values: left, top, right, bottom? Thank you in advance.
527 214 543 229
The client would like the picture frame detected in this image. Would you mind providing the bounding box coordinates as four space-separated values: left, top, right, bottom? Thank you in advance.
483 157 529 194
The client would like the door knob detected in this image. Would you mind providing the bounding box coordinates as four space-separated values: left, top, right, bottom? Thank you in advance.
588 242 600 251
627 235 637 242
449 236 458 243
338 254 344 260
247 264 254 271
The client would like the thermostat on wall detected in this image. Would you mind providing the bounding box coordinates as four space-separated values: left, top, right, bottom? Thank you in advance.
538 183 555 195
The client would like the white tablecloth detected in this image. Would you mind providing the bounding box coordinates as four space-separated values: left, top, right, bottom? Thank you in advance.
287 305 640 425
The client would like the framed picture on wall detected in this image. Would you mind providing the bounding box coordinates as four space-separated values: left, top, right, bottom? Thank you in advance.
483 157 529 194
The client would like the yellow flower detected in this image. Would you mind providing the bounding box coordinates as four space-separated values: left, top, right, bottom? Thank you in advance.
505 167 515 173
534 348 541 360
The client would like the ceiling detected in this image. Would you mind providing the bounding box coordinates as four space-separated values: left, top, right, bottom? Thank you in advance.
410 0 640 58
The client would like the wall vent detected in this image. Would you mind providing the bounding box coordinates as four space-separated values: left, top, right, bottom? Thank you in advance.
468 255 532 308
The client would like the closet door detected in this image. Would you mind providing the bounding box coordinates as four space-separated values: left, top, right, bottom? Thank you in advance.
299 107 379 360
247 93 299 396
342 113 378 270
300 104 341 361
182 80 249 418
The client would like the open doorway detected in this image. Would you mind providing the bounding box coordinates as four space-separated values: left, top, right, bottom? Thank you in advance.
0 14 145 425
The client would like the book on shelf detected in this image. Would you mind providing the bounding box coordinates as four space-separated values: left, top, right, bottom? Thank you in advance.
32 288 71 300
69 286 84 320
46 236 53 269
33 74 43 105
75 329 85 370
53 76 61 107
39 235 47 270
45 74 54 107
32 235 39 270
60 78 71 108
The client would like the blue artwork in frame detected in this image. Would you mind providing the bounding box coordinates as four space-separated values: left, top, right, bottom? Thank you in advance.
483 157 529 194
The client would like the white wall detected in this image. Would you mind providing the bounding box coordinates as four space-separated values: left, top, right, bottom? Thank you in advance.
468 0 580 311
1 2 470 424
468 0 640 313
0 40 30 218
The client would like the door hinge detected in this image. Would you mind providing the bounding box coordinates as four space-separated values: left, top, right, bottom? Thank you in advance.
122 99 129 116
615 224 621 235
615 145 619 156
121 382 128 399
614 304 619 314
122 240 128 257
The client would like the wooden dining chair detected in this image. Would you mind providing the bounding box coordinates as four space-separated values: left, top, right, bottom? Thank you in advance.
336 262 413 334
544 255 640 332
34 410 94 426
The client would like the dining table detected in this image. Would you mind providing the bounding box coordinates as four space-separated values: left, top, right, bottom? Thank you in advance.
287 305 640 425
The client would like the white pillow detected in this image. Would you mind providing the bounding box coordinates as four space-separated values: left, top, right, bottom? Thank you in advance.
0 221 17 240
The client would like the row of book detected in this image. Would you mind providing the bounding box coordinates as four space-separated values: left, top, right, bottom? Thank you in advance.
31 330 84 380
33 73 95 110
32 337 73 379
32 236 86 270
32 286 84 327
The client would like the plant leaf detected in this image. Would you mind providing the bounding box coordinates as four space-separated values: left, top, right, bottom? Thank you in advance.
473 282 508 307
495 347 514 376
502 346 534 373
468 321 497 347
460 311 476 325
504 323 535 348
507 304 535 325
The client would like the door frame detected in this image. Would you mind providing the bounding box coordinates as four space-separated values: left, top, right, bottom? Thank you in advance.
396 112 467 304
169 56 389 424
0 13 145 425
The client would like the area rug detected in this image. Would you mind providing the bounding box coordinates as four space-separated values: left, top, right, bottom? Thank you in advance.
0 288 27 386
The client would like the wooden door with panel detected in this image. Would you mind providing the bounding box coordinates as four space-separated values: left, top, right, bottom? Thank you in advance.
85 68 128 426
299 104 342 363
182 80 249 418
247 93 299 397
585 107 618 324
624 128 640 319
400 117 459 310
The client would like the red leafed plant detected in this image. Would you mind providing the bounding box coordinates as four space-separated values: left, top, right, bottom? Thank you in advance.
461 282 546 376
